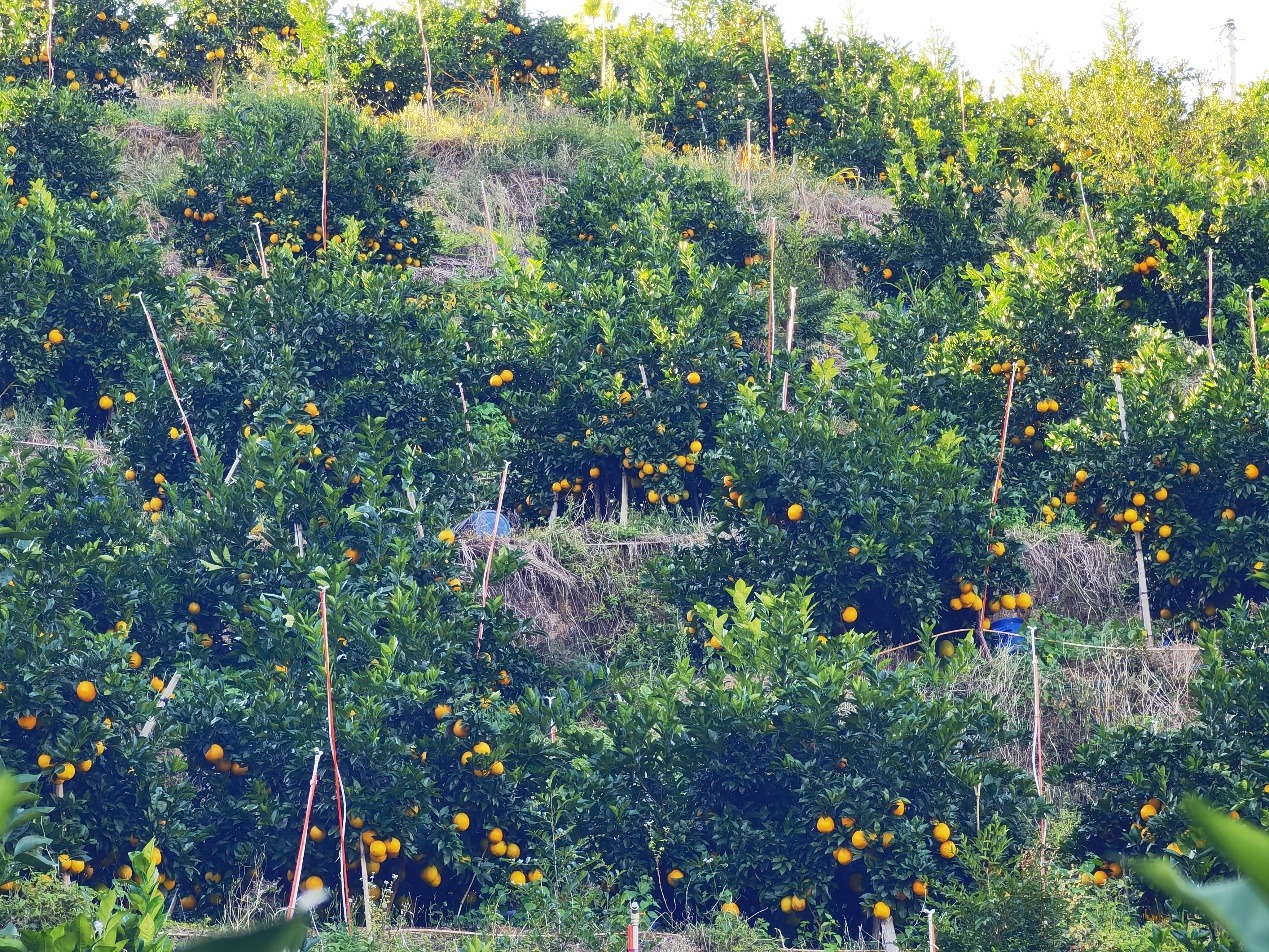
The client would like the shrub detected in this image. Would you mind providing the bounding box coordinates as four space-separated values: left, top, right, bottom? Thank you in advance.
568 580 1042 932
331 0 573 111
152 0 295 93
669 324 1029 639
0 0 163 99
932 822 1070 952
166 92 436 268
0 181 177 422
0 86 119 202
1058 603 1269 887
479 149 764 517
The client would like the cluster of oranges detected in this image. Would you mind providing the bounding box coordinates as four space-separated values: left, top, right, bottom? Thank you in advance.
203 741 249 776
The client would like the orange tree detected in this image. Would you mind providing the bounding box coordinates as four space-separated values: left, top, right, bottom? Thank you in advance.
0 85 118 201
567 580 1041 934
0 405 576 914
1058 603 1269 893
1050 353 1268 628
666 326 1030 641
331 0 573 111
0 0 162 99
477 149 764 517
0 428 193 891
567 0 793 157
1096 154 1269 340
0 95 179 423
151 0 295 92
165 92 436 269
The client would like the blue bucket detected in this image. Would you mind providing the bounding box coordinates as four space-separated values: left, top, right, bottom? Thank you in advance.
454 509 515 537
991 615 1027 652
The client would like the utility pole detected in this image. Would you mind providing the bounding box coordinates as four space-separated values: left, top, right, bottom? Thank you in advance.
1222 19 1237 97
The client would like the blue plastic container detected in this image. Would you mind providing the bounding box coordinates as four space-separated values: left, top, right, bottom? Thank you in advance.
991 615 1027 653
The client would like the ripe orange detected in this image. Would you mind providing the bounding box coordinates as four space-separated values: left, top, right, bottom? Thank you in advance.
841 606 858 624
204 743 224 763
912 880 928 898
1247 464 1260 480
17 714 37 730
303 875 323 891
873 901 891 919
75 680 97 702
787 503 804 521
815 816 835 834
686 371 701 386
932 821 951 843
53 763 76 782
452 812 470 831
666 868 684 885
939 840 958 858
721 901 740 915
850 829 868 849
98 395 114 410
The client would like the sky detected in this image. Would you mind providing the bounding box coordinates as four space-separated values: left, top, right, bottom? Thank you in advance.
524 0 1266 94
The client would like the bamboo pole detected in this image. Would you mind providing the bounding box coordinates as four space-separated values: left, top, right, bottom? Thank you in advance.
321 85 330 254
480 179 495 262
357 839 373 929
745 120 753 205
474 462 511 656
957 67 966 134
414 0 434 116
139 672 180 739
1113 374 1154 644
1206 248 1215 368
45 0 55 82
286 749 323 918
781 287 796 411
761 18 774 169
138 295 200 464
1029 624 1047 854
766 219 776 377
319 588 353 927
1249 287 1259 371
975 363 1018 655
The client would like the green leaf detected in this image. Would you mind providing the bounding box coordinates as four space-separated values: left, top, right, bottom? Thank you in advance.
1135 858 1269 951
1180 795 1269 901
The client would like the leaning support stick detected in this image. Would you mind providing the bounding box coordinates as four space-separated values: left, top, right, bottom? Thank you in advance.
138 295 200 464
319 588 353 926
286 749 323 918
1113 374 1154 644
474 461 511 657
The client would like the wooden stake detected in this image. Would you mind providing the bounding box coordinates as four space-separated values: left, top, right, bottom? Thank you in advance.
357 839 373 930
1248 287 1259 371
321 85 330 255
620 470 629 526
781 287 796 411
45 0 55 83
1028 624 1047 853
766 219 776 377
138 295 200 464
480 179 495 262
975 363 1018 655
286 749 323 918
761 18 775 168
1206 248 1216 368
474 462 511 657
413 0 434 116
318 587 353 927
139 671 180 738
957 67 966 134
745 120 753 204
1113 374 1155 644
